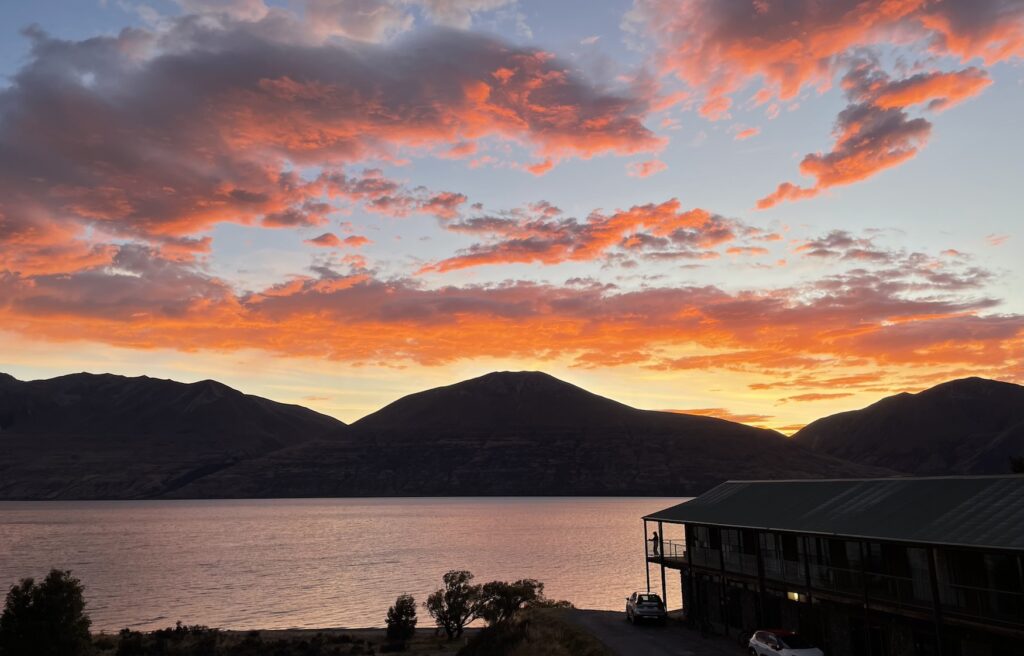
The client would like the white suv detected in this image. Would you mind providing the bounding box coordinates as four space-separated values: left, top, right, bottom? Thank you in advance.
625 592 667 624
749 629 824 655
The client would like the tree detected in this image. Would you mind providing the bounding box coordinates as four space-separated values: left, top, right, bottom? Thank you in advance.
1012 456 1024 473
0 570 91 656
385 594 418 646
478 579 544 626
424 570 481 639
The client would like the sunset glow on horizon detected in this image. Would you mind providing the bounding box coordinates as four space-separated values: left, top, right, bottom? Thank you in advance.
0 0 1021 432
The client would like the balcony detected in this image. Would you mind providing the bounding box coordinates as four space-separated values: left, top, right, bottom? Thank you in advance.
941 582 1024 625
646 539 688 565
763 558 804 586
723 550 759 577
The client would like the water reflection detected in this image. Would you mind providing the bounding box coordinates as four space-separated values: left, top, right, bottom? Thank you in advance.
0 497 686 631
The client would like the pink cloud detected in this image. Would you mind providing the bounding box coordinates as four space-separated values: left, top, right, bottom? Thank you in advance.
733 126 760 140
627 159 668 178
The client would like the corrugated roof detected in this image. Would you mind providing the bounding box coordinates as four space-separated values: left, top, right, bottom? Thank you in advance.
644 476 1024 551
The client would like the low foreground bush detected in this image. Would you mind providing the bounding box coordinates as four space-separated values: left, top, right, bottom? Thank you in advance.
385 594 417 648
457 609 610 656
0 569 92 656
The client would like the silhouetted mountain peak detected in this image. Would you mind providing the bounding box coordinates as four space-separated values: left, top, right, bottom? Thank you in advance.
919 376 1020 398
470 370 562 387
794 377 1024 475
353 370 634 430
0 371 347 499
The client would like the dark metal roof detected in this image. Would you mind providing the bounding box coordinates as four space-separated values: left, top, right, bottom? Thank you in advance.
644 476 1024 551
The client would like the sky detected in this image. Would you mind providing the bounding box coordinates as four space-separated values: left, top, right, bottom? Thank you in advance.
0 0 1021 432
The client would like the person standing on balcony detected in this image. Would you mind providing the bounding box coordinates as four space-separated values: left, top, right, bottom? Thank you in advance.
650 530 660 556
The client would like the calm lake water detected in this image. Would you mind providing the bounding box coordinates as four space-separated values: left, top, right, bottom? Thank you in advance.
0 497 686 631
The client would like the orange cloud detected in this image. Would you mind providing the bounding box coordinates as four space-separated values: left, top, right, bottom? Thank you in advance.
343 235 372 247
725 246 769 257
305 233 371 248
757 61 951 208
631 0 1021 106
1 235 1020 392
419 199 743 272
867 67 992 111
699 96 732 121
626 159 668 177
666 408 774 425
306 233 343 248
0 16 660 273
733 126 760 140
525 159 555 176
782 392 855 403
628 0 1021 201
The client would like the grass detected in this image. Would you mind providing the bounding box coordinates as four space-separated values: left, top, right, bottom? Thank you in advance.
90 610 611 656
92 623 474 655
456 609 612 656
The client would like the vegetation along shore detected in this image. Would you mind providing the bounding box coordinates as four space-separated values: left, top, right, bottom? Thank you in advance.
0 569 609 656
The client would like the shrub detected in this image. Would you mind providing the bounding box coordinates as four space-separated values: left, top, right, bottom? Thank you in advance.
457 609 609 656
478 580 543 626
94 633 117 651
115 629 146 656
385 594 417 646
0 569 92 656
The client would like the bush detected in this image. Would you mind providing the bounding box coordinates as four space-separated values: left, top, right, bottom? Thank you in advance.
385 594 417 646
457 609 609 656
115 629 146 656
0 569 92 656
94 633 117 651
478 580 543 626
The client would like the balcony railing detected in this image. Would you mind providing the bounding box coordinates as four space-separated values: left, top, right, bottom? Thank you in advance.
723 550 759 577
763 557 804 585
941 582 1024 624
647 539 687 560
690 546 721 569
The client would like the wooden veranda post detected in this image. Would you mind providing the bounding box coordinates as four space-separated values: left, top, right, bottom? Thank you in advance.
644 519 651 593
658 520 667 604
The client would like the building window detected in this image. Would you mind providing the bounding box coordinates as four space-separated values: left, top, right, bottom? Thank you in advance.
760 532 805 584
936 549 1024 622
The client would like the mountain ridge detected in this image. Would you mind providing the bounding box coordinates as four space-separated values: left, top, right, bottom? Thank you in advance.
0 371 346 499
5 369 1020 500
792 377 1024 475
167 370 889 498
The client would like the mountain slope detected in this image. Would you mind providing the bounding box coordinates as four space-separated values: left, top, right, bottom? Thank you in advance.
172 371 893 498
0 372 346 499
792 377 1024 475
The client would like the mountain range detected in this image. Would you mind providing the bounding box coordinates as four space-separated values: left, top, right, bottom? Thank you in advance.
0 371 1020 500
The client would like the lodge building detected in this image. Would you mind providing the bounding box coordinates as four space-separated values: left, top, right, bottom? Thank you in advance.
643 476 1024 656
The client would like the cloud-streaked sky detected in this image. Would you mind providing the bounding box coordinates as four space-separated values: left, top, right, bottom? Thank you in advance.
1 0 1021 431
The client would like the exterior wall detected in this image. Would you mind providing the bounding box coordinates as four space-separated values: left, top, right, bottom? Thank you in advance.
674 522 1024 656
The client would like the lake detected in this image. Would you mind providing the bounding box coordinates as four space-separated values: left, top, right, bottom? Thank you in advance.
0 497 687 631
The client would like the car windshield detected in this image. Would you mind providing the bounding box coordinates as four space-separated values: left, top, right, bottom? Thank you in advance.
779 634 813 649
637 594 661 604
